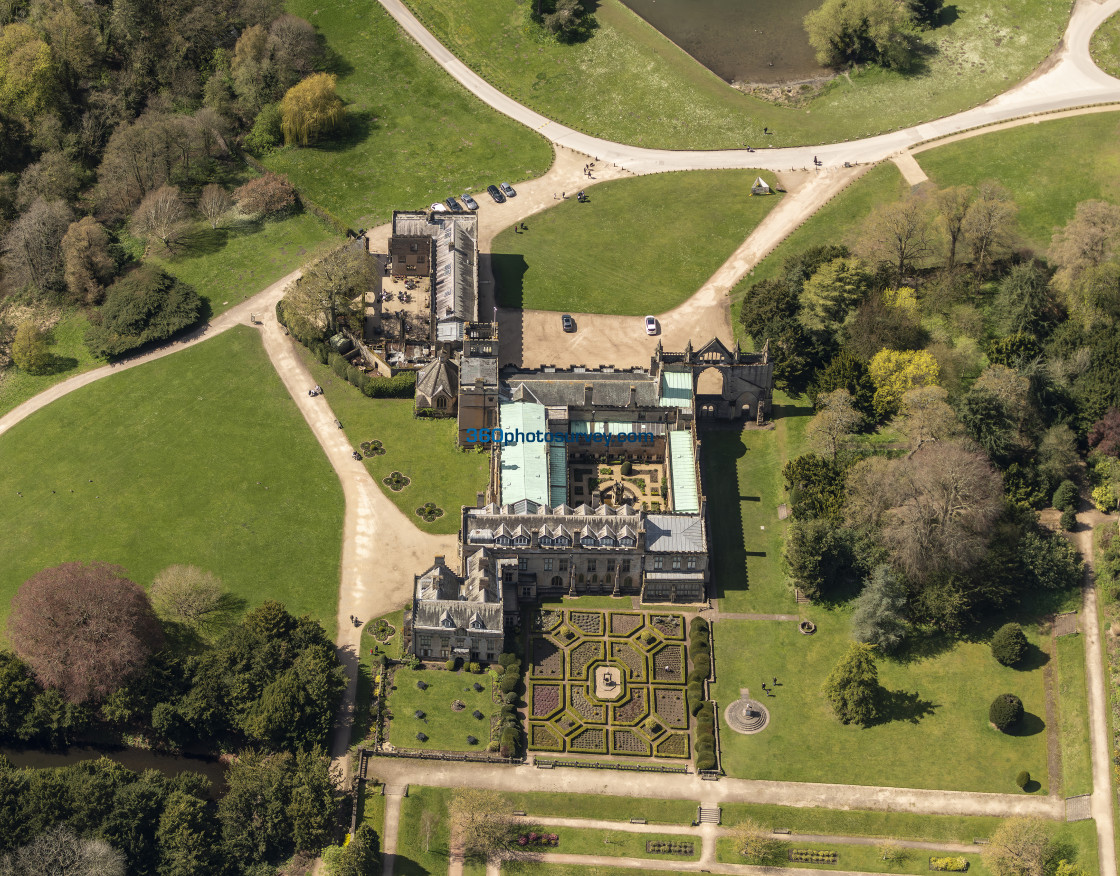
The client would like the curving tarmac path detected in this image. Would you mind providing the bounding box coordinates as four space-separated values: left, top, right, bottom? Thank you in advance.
376 0 1120 172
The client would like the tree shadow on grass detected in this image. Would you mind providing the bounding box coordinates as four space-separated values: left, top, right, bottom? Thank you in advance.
37 354 79 375
1006 711 1045 737
772 402 814 420
890 628 958 665
307 109 379 154
871 688 938 726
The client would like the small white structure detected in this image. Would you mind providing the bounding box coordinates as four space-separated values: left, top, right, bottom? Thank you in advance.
750 177 772 196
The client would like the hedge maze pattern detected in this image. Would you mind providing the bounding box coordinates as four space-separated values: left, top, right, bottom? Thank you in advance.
527 610 691 760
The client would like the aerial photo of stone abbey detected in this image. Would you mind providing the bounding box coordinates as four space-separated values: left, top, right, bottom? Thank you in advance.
2 0 1120 872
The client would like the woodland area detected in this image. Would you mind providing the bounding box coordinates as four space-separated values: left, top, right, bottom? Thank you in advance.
0 0 345 364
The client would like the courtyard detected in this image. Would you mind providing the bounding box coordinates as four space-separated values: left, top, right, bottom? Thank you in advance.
386 666 498 753
525 608 692 760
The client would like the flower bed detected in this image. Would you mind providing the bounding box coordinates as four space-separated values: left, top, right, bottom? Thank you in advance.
651 644 685 683
611 687 648 726
518 833 559 848
646 839 694 855
360 439 385 457
655 732 690 758
530 723 564 751
569 726 607 753
650 614 684 639
569 640 604 679
611 728 651 755
568 610 604 636
610 641 647 681
790 851 838 864
570 685 606 723
415 502 444 522
653 687 689 729
609 612 644 637
531 684 563 719
930 858 969 872
383 471 410 491
536 609 563 632
530 637 564 678
551 713 581 737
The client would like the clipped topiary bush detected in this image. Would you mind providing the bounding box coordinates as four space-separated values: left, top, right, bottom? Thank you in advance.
1016 770 1031 790
445 658 458 671
1053 480 1078 512
688 682 705 715
500 674 518 694
989 693 1024 731
1060 509 1077 531
990 623 1028 667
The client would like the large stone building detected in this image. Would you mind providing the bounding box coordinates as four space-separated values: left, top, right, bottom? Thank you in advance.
403 338 775 659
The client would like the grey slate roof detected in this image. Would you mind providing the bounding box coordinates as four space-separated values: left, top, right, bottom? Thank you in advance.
504 372 661 408
392 211 477 330
645 514 706 553
461 356 498 388
416 356 458 398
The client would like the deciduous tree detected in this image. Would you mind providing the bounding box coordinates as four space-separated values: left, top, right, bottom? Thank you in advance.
61 216 117 305
1090 408 1120 457
0 824 125 876
233 171 297 217
799 257 873 334
150 565 225 629
804 0 918 70
280 72 346 146
7 562 164 704
962 182 1016 276
1 196 72 293
728 817 788 864
280 243 372 338
934 185 973 270
867 348 939 419
895 385 961 451
857 193 934 284
10 320 49 373
448 789 518 862
981 817 1053 876
807 388 862 458
131 185 190 253
197 183 233 230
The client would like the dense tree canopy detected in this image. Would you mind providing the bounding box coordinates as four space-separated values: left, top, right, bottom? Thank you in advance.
84 265 201 358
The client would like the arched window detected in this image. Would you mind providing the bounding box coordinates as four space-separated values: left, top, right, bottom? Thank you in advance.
436 396 447 409
551 575 563 588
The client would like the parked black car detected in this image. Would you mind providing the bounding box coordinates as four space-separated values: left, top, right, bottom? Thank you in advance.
487 184 505 204
445 196 462 211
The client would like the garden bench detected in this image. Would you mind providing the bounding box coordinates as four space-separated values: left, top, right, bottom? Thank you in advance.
630 818 647 824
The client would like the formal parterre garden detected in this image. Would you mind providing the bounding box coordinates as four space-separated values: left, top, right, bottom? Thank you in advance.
525 609 692 760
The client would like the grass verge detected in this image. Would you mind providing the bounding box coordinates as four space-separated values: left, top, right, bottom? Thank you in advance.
400 0 1071 148
719 803 1002 842
499 791 694 824
263 0 552 228
542 826 699 859
1055 632 1093 797
147 213 335 316
710 606 1050 792
715 837 990 873
395 786 453 876
492 171 781 315
295 343 489 535
0 326 342 638
701 392 812 614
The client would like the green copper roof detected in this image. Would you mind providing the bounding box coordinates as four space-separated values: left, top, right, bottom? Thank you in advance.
668 431 699 513
659 371 693 408
499 402 550 506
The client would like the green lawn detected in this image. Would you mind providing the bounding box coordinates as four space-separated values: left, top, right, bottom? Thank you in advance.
394 786 453 876
264 0 552 228
701 393 813 614
545 827 699 860
917 112 1120 252
710 608 1050 792
716 837 990 873
499 791 694 824
1056 632 1093 797
718 803 1002 843
295 344 489 534
147 213 335 316
387 666 497 752
1091 13 1120 78
0 326 343 638
401 0 1071 148
492 171 781 315
730 163 908 344
0 311 102 418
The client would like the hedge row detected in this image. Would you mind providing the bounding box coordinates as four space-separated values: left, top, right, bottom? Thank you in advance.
498 652 524 758
694 701 717 772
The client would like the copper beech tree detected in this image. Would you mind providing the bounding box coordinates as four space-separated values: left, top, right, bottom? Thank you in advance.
7 562 164 704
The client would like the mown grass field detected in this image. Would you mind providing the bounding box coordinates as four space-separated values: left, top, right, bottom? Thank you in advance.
492 171 780 315
718 804 1002 842
265 0 553 228
916 111 1120 252
1091 13 1120 78
401 0 1071 148
387 667 495 752
395 786 453 876
147 213 335 316
701 392 812 614
295 344 489 535
716 837 990 873
0 327 343 638
710 608 1051 792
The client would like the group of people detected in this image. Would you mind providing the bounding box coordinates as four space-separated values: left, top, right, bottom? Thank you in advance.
307 385 323 397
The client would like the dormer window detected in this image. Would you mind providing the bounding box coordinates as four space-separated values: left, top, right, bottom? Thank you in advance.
514 536 530 546
600 537 616 547
497 536 512 546
581 536 597 547
619 536 635 547
439 611 454 628
469 615 485 630
540 537 552 547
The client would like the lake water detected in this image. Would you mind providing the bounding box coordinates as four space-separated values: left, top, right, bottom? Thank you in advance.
2 747 229 796
618 0 828 84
